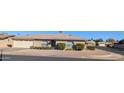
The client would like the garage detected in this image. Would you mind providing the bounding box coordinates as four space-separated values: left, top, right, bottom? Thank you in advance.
13 40 33 48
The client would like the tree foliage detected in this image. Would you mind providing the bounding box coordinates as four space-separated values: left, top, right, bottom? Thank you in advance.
56 43 65 50
94 38 103 45
73 43 85 50
119 39 124 44
95 38 103 42
106 38 116 43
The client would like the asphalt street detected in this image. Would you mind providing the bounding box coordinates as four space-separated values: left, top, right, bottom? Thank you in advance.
96 46 124 56
2 54 113 61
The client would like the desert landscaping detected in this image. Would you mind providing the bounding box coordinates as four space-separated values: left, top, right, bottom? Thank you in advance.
0 32 123 61
0 47 123 61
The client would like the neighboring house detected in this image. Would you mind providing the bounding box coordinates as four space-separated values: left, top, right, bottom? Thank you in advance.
11 34 86 49
86 40 96 46
106 41 118 47
105 42 113 47
0 34 15 48
98 42 106 47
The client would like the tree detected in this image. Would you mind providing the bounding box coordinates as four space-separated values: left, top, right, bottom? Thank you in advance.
58 31 63 34
96 38 103 42
106 38 116 44
94 38 103 45
119 39 124 44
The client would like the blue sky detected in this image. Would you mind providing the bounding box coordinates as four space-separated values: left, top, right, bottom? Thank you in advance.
1 31 123 41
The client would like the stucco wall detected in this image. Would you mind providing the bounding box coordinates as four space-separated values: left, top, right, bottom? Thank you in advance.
56 40 86 49
56 41 85 44
56 41 65 44
12 40 86 49
33 40 51 47
0 38 13 47
74 41 85 45
13 40 33 48
33 41 43 47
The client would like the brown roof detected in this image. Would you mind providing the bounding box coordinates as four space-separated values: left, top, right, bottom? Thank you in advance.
0 34 15 40
12 34 86 41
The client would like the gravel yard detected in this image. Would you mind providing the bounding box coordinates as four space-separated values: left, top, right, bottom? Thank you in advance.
1 48 123 60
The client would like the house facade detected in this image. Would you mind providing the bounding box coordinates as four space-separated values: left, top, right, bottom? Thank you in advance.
11 34 86 49
0 34 15 48
98 42 106 47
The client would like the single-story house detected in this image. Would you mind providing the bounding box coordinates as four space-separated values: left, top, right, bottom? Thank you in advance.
11 34 86 49
98 42 106 47
0 34 15 48
105 42 113 47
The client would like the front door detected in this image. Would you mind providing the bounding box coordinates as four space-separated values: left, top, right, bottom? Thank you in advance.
51 40 56 48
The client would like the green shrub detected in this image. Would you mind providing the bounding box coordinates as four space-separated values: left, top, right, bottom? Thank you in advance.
65 48 73 51
56 43 65 50
73 43 85 51
30 46 52 50
87 46 95 50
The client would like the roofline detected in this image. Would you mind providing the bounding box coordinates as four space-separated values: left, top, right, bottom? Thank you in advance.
12 38 86 41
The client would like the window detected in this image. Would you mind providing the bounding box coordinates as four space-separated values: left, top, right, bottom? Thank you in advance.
66 42 73 47
41 41 47 47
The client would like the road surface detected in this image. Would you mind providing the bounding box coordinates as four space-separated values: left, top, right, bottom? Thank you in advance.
2 54 113 61
96 46 124 56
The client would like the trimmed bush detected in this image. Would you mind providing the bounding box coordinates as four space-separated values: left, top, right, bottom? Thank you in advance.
30 46 52 50
65 48 73 51
87 46 95 50
73 43 85 51
56 43 65 50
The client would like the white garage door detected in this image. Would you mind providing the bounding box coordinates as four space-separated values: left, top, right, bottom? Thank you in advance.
13 40 33 48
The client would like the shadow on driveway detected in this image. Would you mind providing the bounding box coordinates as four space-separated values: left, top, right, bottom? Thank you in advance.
2 54 114 61
96 46 124 56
